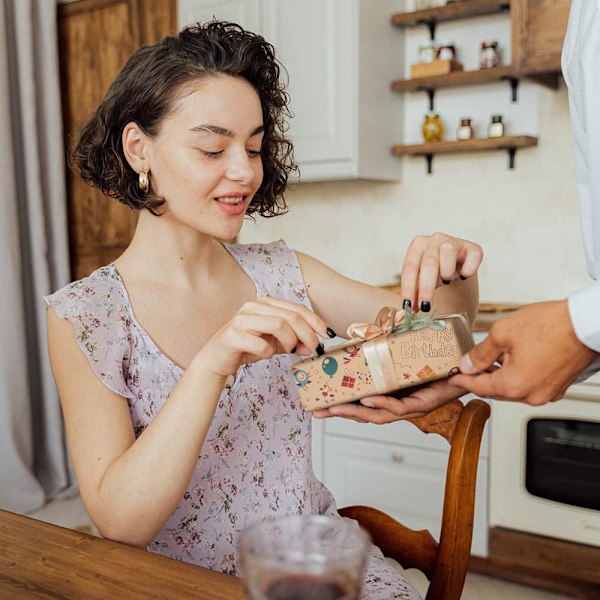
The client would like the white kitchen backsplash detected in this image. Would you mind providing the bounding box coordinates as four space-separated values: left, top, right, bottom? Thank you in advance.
240 10 589 304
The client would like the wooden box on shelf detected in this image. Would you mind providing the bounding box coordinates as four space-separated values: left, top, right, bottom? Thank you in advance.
410 59 464 79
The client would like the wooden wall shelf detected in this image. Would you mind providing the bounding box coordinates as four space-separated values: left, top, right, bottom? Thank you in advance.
392 65 516 93
392 65 520 108
391 0 510 39
392 135 538 173
392 67 559 110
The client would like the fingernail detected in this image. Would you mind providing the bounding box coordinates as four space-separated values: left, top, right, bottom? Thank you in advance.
316 343 325 356
459 353 473 373
361 399 374 408
326 327 337 338
291 346 297 354
420 301 431 312
442 279 451 285
403 299 411 308
460 275 467 281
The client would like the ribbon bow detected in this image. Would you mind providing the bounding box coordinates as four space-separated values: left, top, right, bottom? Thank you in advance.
347 306 446 341
344 306 447 396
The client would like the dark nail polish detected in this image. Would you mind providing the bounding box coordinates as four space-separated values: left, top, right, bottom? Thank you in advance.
403 299 411 308
420 301 431 313
326 327 337 339
316 344 325 356
460 275 467 281
291 346 297 354
442 279 451 285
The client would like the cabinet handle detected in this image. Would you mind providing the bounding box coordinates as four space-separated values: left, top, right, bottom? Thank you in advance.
391 452 405 463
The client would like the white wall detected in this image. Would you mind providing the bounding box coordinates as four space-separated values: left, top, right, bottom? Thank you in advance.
240 11 590 304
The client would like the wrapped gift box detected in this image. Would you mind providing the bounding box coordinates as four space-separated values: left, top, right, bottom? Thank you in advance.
291 307 474 411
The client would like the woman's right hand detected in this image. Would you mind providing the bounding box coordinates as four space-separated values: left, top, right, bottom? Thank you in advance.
197 297 331 378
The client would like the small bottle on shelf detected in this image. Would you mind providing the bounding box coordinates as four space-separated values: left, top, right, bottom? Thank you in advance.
457 118 474 140
488 114 505 138
480 40 500 69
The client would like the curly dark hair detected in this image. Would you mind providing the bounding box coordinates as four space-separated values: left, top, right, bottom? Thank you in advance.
73 20 296 217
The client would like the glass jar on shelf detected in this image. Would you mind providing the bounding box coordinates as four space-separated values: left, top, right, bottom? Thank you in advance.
480 40 500 69
418 43 437 63
488 114 505 138
457 118 474 140
437 40 456 61
422 113 443 143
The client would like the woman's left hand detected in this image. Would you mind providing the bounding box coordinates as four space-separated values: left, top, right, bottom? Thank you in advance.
312 379 467 424
400 232 483 312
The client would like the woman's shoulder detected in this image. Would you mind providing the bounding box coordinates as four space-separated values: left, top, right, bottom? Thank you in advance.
44 264 126 320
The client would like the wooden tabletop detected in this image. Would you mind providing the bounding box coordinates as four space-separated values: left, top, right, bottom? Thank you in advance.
0 509 246 599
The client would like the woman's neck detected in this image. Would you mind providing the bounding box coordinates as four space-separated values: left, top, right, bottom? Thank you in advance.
114 210 227 289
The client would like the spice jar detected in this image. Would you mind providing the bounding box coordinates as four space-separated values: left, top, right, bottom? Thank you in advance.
480 40 500 69
422 113 443 143
437 40 456 61
418 43 437 63
457 118 473 140
488 114 505 138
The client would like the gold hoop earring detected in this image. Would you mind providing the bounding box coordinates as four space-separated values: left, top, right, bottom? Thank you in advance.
139 170 149 193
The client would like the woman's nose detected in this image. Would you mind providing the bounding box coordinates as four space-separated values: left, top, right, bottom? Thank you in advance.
225 148 255 183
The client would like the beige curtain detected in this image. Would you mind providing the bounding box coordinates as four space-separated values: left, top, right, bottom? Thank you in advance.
0 0 74 512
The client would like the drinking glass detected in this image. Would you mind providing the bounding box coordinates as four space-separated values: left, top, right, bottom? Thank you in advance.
238 514 370 600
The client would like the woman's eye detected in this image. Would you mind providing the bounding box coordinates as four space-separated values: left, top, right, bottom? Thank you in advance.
199 150 223 158
247 149 261 158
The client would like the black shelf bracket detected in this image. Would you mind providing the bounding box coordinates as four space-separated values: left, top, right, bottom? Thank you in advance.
501 76 520 102
508 147 517 169
425 88 435 110
417 19 437 41
425 154 434 174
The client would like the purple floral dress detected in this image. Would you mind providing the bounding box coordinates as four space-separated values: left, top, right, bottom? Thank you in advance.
45 240 421 600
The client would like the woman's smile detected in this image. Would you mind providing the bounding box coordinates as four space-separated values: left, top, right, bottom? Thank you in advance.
213 192 249 215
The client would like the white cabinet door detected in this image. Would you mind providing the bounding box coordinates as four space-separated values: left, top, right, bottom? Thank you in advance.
324 435 489 556
178 0 262 36
178 0 402 182
261 0 354 167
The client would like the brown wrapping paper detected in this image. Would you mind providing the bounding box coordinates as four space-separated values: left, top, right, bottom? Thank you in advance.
291 309 474 411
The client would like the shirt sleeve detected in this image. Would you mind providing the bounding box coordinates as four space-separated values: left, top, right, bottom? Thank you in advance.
44 280 135 400
568 282 600 382
562 0 600 282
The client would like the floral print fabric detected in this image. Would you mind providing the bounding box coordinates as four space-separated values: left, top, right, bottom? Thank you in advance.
45 240 421 599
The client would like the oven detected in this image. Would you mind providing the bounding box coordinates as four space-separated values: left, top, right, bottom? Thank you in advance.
490 373 600 547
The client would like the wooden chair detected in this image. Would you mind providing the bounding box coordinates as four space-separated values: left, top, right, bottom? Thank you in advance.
339 398 491 600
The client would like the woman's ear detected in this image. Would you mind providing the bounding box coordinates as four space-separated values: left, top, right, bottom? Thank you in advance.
122 122 151 172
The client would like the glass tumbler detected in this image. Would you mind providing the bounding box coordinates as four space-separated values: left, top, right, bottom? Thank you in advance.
238 514 370 600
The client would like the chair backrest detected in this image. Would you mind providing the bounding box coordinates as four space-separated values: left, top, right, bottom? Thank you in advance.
339 398 491 600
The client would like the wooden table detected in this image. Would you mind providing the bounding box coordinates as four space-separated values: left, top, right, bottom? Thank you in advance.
0 509 246 599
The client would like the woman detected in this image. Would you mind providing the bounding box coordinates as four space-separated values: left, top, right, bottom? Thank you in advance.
46 21 481 598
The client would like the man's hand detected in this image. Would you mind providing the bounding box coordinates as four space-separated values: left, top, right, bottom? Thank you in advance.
450 300 599 405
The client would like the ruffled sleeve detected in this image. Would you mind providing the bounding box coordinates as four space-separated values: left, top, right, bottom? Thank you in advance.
44 268 135 399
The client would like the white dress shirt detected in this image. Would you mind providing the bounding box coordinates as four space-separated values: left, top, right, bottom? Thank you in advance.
562 0 600 359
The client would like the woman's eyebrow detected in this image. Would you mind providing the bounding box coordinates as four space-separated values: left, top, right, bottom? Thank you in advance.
189 124 265 137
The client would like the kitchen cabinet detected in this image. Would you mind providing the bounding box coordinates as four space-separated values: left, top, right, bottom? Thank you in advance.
313 400 490 557
178 0 403 182
57 0 177 279
512 0 571 74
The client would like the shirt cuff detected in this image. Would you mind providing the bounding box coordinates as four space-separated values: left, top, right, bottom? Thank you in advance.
568 282 600 353
574 357 600 384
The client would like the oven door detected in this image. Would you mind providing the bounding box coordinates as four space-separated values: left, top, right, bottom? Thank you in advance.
490 380 600 548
